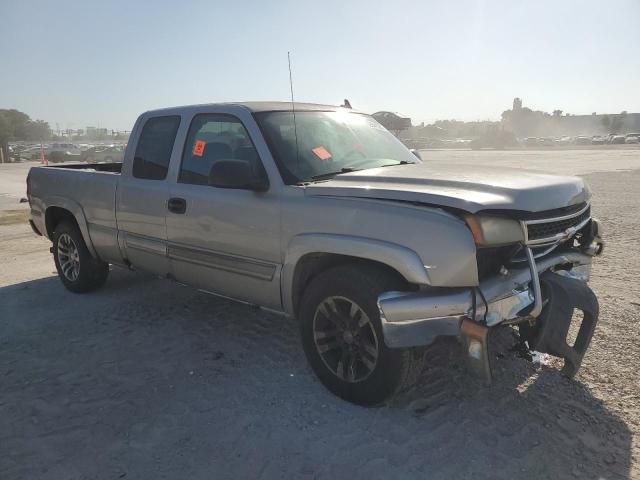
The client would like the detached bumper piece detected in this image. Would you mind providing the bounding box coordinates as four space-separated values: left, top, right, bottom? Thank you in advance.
519 272 599 377
378 248 600 382
460 318 491 383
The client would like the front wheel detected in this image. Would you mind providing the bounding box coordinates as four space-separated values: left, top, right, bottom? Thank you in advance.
299 265 424 406
52 221 109 293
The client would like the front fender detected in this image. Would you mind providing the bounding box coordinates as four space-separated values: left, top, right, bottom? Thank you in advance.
281 233 430 315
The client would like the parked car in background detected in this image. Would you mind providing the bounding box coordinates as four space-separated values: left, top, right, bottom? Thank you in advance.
591 136 605 145
625 133 640 144
574 136 592 146
47 143 81 163
469 129 518 150
19 144 46 160
610 135 626 144
81 145 125 163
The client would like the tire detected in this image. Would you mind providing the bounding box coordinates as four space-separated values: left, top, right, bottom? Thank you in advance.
299 264 424 406
52 220 109 293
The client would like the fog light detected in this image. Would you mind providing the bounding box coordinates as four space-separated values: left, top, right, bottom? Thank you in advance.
585 241 604 256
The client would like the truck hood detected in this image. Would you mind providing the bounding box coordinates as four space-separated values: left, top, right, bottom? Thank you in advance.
304 162 590 213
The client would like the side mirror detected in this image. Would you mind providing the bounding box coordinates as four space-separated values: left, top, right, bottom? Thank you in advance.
410 149 422 160
208 160 269 192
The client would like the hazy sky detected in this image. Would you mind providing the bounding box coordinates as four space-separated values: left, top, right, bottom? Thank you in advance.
1 0 638 130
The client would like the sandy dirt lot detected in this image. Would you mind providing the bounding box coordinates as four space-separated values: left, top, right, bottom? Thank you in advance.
1 150 639 479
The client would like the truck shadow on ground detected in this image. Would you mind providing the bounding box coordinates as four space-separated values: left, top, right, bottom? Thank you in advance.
0 268 632 480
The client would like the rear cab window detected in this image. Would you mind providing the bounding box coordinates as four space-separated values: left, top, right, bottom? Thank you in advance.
132 115 181 180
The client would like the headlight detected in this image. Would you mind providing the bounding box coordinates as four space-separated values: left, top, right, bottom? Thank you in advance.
464 215 525 246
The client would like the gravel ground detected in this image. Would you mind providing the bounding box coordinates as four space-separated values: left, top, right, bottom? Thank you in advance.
0 150 639 479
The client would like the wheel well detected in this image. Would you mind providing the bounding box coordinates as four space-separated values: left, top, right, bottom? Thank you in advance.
291 253 410 316
45 207 78 239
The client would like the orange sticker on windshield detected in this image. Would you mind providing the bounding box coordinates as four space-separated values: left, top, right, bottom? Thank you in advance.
312 146 332 161
193 140 206 157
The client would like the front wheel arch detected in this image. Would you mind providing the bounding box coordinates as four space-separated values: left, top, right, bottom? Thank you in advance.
291 253 411 318
282 234 431 316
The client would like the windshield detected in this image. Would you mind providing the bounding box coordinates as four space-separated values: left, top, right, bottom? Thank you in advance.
255 110 418 184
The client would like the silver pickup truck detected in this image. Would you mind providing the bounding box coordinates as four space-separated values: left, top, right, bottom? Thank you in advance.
27 102 604 405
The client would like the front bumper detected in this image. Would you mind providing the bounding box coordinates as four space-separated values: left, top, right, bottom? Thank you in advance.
378 249 596 349
380 245 603 381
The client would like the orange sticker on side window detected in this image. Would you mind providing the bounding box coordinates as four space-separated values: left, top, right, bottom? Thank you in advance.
311 146 332 160
193 140 206 157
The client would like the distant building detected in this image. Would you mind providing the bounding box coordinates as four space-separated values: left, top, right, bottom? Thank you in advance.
85 126 109 139
505 98 640 136
513 98 522 111
372 111 412 132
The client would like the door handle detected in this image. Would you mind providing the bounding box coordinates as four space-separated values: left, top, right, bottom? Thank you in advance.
168 197 187 214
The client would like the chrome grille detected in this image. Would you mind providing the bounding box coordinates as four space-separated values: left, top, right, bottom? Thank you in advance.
523 203 591 245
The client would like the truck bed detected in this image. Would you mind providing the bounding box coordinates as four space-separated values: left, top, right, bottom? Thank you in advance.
28 163 122 255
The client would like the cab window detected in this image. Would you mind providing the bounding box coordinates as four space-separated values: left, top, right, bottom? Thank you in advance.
179 114 261 186
132 115 181 180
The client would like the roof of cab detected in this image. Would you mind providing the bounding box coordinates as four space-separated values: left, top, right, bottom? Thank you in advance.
144 101 353 116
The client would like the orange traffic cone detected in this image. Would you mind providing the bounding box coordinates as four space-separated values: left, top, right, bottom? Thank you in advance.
40 144 48 165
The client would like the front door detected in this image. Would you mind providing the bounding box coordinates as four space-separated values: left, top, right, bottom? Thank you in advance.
165 113 281 309
116 114 181 276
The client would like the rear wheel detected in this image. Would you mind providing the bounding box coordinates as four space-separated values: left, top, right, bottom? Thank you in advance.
52 221 109 293
299 265 424 405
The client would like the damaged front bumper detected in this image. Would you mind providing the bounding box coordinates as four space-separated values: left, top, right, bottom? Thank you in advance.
379 242 603 380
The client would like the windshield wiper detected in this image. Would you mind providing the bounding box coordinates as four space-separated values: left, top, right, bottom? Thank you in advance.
309 167 361 181
378 160 412 167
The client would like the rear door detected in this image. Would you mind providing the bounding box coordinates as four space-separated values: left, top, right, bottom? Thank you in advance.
116 114 181 275
165 111 281 309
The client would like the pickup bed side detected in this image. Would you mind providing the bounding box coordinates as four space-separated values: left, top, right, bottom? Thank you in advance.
29 164 121 262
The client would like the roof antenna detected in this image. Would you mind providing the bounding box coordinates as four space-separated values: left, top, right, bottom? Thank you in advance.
342 99 352 109
288 51 300 168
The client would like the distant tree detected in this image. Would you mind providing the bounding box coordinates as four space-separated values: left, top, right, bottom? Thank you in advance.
0 109 51 142
0 113 10 162
0 109 52 161
601 115 611 128
23 120 51 141
553 109 563 117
